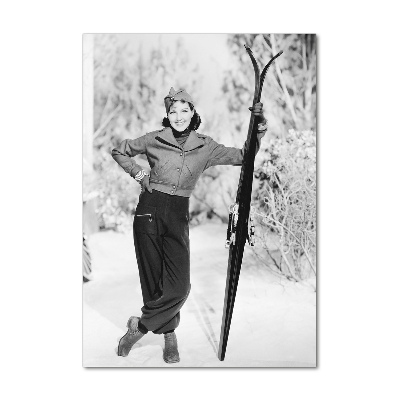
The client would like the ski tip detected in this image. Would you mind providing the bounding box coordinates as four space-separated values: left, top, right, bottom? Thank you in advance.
244 43 253 53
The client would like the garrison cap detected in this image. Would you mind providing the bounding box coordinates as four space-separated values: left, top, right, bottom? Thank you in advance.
164 87 194 113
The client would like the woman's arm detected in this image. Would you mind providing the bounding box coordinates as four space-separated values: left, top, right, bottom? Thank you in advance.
205 102 268 169
111 135 147 178
205 130 265 169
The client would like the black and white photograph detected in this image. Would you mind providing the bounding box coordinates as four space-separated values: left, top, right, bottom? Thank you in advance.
83 33 316 367
4 0 400 397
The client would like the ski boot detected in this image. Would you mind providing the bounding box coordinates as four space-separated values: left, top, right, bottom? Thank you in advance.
117 316 144 357
163 332 180 363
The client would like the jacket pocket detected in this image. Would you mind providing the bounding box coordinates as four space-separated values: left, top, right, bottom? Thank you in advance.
154 160 170 176
185 165 193 177
134 205 157 235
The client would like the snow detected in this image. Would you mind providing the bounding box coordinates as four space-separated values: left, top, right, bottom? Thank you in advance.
83 221 316 367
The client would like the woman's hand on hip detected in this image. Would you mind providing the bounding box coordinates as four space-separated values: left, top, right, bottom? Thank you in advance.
140 175 152 193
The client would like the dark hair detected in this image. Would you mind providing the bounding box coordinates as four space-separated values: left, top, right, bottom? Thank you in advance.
162 101 202 131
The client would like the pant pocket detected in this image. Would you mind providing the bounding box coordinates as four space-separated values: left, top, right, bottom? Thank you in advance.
134 205 157 235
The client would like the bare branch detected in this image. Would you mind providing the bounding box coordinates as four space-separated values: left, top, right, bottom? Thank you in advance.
270 34 298 129
190 192 228 223
93 103 123 139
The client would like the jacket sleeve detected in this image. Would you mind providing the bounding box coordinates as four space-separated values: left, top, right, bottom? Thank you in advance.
111 135 147 178
204 133 264 170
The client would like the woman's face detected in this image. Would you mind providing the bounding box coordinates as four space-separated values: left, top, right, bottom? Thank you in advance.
167 101 194 132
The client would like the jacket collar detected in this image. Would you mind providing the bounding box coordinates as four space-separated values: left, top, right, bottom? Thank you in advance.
156 127 204 151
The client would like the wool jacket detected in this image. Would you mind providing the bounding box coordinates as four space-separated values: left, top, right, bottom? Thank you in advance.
111 127 263 197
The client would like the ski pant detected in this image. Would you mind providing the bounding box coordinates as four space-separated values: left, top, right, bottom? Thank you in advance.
133 189 191 334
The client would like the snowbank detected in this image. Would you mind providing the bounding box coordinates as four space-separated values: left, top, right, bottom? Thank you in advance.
83 221 316 367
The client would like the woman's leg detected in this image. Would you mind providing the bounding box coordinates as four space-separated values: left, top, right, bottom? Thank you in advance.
134 190 191 334
133 230 164 309
149 213 191 334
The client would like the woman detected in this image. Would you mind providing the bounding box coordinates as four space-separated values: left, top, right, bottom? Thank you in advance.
111 87 268 363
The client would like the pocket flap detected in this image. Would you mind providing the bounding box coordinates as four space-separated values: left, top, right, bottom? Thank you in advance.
134 205 157 235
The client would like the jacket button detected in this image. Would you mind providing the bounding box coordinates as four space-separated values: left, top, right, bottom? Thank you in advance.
180 153 183 156
170 190 174 194
177 168 180 171
173 185 176 189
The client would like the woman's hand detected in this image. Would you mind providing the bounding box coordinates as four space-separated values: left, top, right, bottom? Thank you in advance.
249 102 268 137
249 102 266 122
140 175 152 193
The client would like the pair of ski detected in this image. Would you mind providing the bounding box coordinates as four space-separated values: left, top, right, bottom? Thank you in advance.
218 45 283 361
